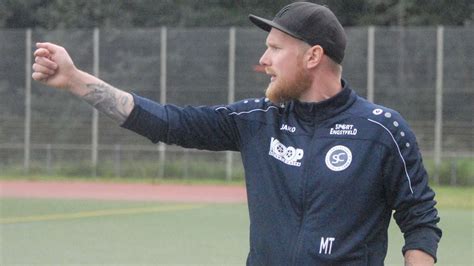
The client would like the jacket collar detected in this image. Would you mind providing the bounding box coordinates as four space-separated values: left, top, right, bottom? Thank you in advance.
287 79 356 122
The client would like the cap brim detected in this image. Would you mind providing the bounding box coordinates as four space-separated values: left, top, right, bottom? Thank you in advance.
249 14 273 32
249 14 305 43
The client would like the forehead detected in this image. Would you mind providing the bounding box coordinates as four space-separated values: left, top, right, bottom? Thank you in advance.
266 28 308 48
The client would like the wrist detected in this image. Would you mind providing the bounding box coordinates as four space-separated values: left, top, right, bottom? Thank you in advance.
404 250 435 266
67 69 99 97
64 67 82 92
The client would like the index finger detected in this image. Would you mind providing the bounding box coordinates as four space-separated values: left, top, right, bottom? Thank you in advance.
34 48 51 58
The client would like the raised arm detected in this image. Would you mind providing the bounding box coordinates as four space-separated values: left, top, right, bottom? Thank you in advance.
32 42 134 124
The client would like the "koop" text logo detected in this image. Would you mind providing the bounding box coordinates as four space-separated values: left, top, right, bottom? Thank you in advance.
269 137 304 167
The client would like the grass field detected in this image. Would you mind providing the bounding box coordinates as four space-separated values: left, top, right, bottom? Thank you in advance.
1 185 473 265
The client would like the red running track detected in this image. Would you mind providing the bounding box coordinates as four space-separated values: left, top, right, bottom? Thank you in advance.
0 180 247 203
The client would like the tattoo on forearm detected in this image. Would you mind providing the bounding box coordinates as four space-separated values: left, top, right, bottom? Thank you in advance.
82 83 132 124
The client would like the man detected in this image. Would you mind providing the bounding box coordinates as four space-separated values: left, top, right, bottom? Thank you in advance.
32 2 441 265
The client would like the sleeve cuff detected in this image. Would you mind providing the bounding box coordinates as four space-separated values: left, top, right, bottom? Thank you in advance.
402 227 441 263
120 93 168 143
120 93 143 129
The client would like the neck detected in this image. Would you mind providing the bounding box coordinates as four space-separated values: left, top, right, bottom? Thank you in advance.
299 74 342 103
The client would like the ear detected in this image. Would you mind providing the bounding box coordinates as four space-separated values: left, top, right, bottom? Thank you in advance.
305 45 324 69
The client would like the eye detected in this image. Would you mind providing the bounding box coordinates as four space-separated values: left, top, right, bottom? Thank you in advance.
269 45 281 51
266 43 280 51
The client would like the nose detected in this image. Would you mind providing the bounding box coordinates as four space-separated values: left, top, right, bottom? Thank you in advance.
259 48 270 67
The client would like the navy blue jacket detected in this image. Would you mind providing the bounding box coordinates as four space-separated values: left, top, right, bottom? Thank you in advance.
122 80 441 265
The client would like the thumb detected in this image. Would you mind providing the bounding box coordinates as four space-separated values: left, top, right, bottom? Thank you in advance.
36 42 63 54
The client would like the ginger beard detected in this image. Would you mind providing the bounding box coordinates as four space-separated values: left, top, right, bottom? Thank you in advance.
265 60 312 104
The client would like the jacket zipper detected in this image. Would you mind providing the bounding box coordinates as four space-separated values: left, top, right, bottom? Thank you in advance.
291 209 307 266
290 132 317 265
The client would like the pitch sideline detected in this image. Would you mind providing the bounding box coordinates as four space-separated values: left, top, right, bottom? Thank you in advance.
0 203 205 224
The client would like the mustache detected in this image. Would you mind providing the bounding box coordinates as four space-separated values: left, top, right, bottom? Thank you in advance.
265 67 276 75
252 65 275 76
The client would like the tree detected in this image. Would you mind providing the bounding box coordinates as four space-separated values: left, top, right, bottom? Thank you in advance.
357 0 473 26
1 0 472 28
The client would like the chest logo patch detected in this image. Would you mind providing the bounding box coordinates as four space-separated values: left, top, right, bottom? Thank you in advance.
325 145 352 171
330 124 358 136
269 137 304 167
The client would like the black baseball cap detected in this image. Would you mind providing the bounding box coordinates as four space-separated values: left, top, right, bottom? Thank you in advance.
249 2 346 64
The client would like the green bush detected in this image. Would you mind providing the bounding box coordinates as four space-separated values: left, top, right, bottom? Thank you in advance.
1 157 472 186
424 158 474 186
0 158 246 182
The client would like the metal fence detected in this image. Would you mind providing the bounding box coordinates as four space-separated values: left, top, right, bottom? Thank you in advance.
0 27 472 184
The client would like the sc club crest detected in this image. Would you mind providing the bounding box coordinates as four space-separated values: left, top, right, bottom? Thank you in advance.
325 145 352 171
